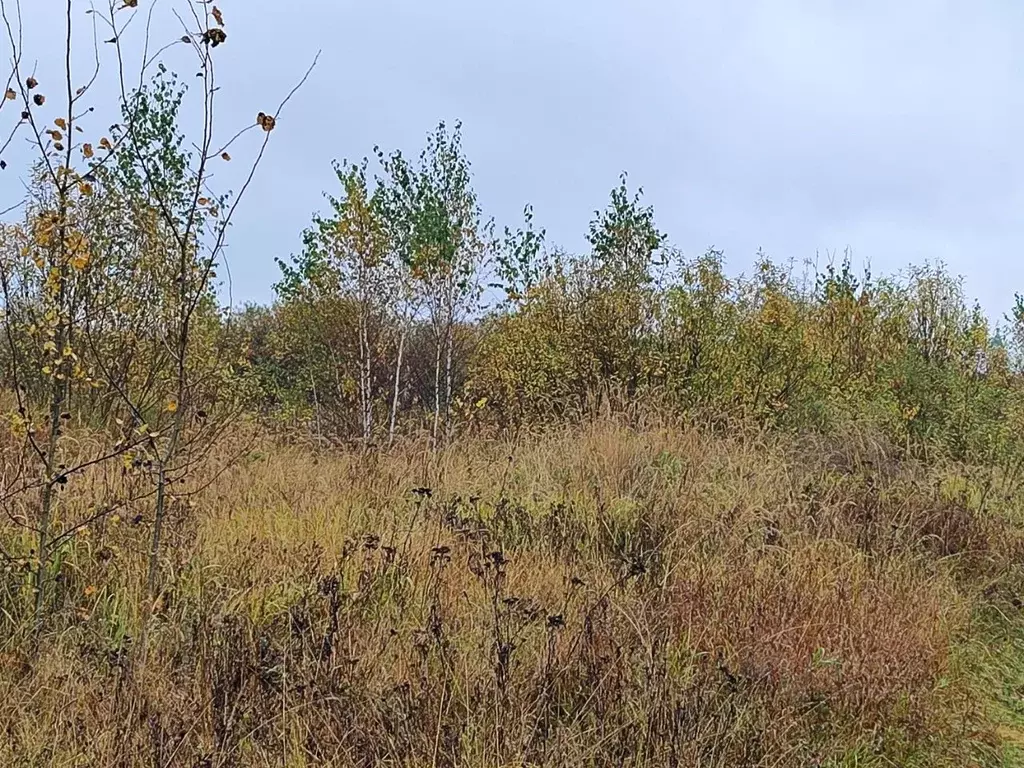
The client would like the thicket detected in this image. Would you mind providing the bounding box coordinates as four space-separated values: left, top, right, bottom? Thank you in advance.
255 128 1024 479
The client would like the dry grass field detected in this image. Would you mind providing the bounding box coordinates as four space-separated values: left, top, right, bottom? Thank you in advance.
5 417 1024 766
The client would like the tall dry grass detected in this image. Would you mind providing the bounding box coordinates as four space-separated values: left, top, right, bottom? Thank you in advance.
0 418 1021 766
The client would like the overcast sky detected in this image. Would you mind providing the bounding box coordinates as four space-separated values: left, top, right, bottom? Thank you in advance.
5 1 1024 318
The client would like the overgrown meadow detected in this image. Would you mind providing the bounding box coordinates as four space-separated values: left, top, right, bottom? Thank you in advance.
2 2 1024 767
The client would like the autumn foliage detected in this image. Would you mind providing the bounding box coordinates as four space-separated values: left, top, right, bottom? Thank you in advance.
1 2 1024 767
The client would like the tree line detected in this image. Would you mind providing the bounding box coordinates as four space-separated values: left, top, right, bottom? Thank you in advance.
241 120 1024 474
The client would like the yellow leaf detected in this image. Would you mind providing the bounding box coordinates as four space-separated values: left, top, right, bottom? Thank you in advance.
4 88 14 100
99 137 112 150
83 585 97 597
54 117 66 130
165 400 178 413
212 5 224 25
82 143 94 159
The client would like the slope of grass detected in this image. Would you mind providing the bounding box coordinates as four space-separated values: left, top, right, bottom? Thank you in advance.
2 418 1024 766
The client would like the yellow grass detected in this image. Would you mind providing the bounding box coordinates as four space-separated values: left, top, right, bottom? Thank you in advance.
0 418 1020 766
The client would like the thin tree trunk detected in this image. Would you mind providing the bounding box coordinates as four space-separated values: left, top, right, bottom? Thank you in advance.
35 364 66 630
147 321 187 606
34 0 77 635
141 316 187 668
444 316 454 441
310 371 323 443
145 463 168 607
359 306 372 443
432 319 443 447
389 324 406 446
35 202 72 633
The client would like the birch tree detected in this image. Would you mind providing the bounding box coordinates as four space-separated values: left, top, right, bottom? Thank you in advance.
292 158 393 443
378 121 490 444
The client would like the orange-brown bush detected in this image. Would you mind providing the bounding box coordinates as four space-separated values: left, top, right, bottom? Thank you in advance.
0 418 1020 766
674 545 959 720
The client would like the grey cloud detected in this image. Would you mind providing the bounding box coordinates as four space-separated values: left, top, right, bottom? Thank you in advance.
4 0 1021 317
